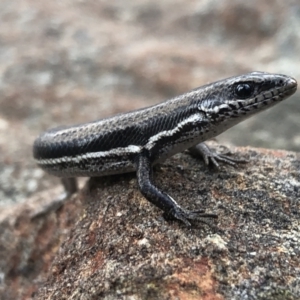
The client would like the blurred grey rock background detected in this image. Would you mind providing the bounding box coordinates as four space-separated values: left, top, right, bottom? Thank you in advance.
0 0 299 205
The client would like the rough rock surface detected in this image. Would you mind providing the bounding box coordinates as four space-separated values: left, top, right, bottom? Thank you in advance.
0 186 83 299
4 144 295 300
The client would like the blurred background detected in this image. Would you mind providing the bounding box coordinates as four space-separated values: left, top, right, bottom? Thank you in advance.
0 0 299 205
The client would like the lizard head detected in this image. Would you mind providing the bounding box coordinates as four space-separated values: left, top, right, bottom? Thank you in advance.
198 71 297 123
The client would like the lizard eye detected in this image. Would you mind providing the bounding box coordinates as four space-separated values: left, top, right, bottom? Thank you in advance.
234 83 254 99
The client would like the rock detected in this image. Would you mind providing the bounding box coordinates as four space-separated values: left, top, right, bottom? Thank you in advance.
24 144 299 299
0 187 83 299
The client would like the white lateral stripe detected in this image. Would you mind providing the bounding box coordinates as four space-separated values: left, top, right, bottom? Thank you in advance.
145 113 201 149
36 145 142 165
37 114 201 166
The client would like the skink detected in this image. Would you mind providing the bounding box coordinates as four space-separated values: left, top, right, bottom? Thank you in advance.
33 72 297 225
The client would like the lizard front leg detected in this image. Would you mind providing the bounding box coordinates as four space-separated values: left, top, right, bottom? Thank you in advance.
136 152 218 226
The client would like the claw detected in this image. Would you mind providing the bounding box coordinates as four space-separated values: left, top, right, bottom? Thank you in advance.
166 207 218 226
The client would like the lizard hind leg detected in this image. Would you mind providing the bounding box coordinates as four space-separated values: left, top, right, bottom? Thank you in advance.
31 177 78 219
61 177 78 197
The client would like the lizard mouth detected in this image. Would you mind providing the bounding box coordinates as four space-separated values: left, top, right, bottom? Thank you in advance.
244 78 297 111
